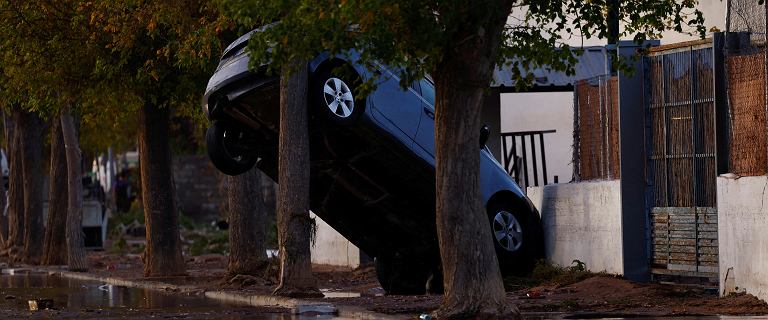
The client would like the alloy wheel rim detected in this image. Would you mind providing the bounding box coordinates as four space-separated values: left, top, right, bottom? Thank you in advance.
493 210 523 252
323 77 354 118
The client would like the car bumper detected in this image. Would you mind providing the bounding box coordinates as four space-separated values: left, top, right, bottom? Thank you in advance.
203 53 270 119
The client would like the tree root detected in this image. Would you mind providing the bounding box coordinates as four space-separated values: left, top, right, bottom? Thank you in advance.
226 259 271 279
225 274 270 288
0 245 21 262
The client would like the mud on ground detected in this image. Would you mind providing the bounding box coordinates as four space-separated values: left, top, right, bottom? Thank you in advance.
74 253 768 317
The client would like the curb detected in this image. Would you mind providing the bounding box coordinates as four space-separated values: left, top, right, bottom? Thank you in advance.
53 270 204 295
19 267 404 319
203 291 336 315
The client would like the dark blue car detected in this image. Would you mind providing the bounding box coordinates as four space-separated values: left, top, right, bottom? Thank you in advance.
203 31 543 294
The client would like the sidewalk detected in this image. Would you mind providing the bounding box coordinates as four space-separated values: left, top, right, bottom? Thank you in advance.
13 252 768 318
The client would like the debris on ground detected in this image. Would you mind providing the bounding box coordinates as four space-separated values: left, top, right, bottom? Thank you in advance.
68 253 768 317
226 274 270 288
28 299 54 311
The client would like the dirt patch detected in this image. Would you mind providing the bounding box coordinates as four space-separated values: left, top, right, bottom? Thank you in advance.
511 275 768 316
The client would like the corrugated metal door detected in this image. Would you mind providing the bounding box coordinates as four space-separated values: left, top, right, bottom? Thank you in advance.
646 44 718 281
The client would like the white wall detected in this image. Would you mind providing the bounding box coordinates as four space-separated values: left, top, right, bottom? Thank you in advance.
717 176 768 302
310 213 361 268
501 92 574 184
527 180 623 274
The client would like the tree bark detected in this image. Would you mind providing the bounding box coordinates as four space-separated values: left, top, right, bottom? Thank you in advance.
272 60 321 298
61 110 88 272
227 166 268 276
21 111 45 264
138 102 185 277
42 119 69 266
0 153 6 248
4 110 24 260
431 3 519 319
0 112 13 246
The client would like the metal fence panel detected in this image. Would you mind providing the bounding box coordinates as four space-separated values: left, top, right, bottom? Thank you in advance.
647 48 717 208
646 45 718 281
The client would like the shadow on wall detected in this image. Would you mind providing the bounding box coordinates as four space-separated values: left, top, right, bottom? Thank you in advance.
528 180 624 275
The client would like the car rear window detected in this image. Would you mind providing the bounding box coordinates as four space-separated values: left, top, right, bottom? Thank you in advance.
420 79 435 106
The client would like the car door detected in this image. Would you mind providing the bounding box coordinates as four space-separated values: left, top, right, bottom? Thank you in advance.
414 78 436 159
370 68 423 143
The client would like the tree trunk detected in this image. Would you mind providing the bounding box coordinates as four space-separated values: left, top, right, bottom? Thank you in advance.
21 111 45 264
0 155 6 249
227 167 268 276
431 3 518 319
272 60 321 298
0 112 12 245
4 110 24 260
42 119 68 266
138 102 185 277
61 110 88 272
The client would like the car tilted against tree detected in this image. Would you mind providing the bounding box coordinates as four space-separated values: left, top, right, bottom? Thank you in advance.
203 30 544 294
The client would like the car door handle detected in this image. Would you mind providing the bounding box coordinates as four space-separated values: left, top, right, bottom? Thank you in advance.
423 107 435 119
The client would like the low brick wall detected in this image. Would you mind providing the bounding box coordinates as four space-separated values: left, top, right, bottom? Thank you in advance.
172 155 227 222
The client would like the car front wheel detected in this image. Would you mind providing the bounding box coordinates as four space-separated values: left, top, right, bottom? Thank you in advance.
487 200 544 276
205 120 258 176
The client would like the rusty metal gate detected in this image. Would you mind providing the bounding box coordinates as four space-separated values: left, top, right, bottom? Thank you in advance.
645 42 718 281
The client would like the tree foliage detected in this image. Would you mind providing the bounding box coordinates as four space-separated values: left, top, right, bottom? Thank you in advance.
0 0 233 151
0 0 238 274
219 0 705 86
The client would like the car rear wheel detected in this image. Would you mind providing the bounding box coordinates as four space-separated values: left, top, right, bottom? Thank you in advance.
206 120 258 176
375 253 432 295
487 201 544 276
312 65 364 125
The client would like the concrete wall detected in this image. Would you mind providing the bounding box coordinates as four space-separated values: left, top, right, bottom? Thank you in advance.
717 176 768 301
527 180 623 274
310 213 362 268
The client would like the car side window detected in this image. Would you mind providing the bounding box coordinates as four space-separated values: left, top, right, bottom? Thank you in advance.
420 79 435 107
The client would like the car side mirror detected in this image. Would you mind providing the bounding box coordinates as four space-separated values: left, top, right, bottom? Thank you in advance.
480 124 490 147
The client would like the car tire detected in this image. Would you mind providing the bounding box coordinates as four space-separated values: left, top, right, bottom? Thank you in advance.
312 64 364 125
206 120 258 176
487 200 544 276
375 253 431 295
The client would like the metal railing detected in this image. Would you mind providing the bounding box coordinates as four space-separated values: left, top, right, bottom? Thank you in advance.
501 130 557 190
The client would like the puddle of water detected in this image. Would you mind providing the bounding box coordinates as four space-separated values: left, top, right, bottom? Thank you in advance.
0 272 332 319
